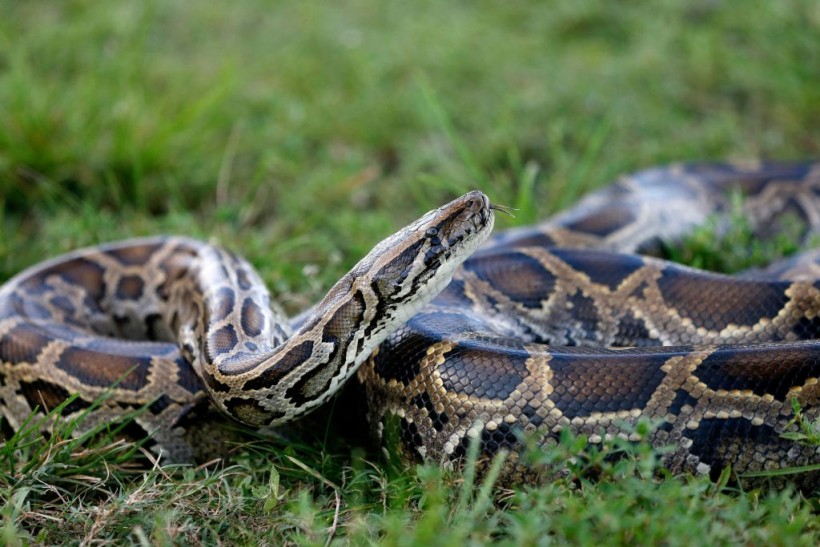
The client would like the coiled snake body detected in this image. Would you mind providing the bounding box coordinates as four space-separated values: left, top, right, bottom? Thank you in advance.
1 163 819 486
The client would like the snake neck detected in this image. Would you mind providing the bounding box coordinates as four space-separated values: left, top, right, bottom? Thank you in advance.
170 191 495 427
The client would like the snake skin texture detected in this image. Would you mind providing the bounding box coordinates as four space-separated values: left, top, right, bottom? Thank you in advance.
1 163 818 488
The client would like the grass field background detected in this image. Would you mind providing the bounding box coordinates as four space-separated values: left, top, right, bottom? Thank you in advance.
1 0 819 544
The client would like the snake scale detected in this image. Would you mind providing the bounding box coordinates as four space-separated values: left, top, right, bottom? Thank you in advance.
1 162 819 488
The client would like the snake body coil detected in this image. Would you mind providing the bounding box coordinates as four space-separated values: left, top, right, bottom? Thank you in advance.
1 163 818 486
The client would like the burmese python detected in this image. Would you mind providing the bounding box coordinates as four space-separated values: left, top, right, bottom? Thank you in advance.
1 162 818 487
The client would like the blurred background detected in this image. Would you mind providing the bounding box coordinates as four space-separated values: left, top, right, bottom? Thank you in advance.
1 0 818 310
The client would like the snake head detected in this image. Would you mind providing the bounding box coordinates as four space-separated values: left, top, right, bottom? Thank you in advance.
361 190 495 310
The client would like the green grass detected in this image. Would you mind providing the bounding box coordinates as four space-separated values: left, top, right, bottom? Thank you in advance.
1 0 819 544
2 406 818 545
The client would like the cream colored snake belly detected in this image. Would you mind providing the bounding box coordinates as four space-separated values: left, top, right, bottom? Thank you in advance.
1 162 818 486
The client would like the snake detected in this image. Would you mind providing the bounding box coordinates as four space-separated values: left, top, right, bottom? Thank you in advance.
1 162 818 488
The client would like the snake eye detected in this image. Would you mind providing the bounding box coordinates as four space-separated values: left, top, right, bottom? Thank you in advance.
426 227 438 237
